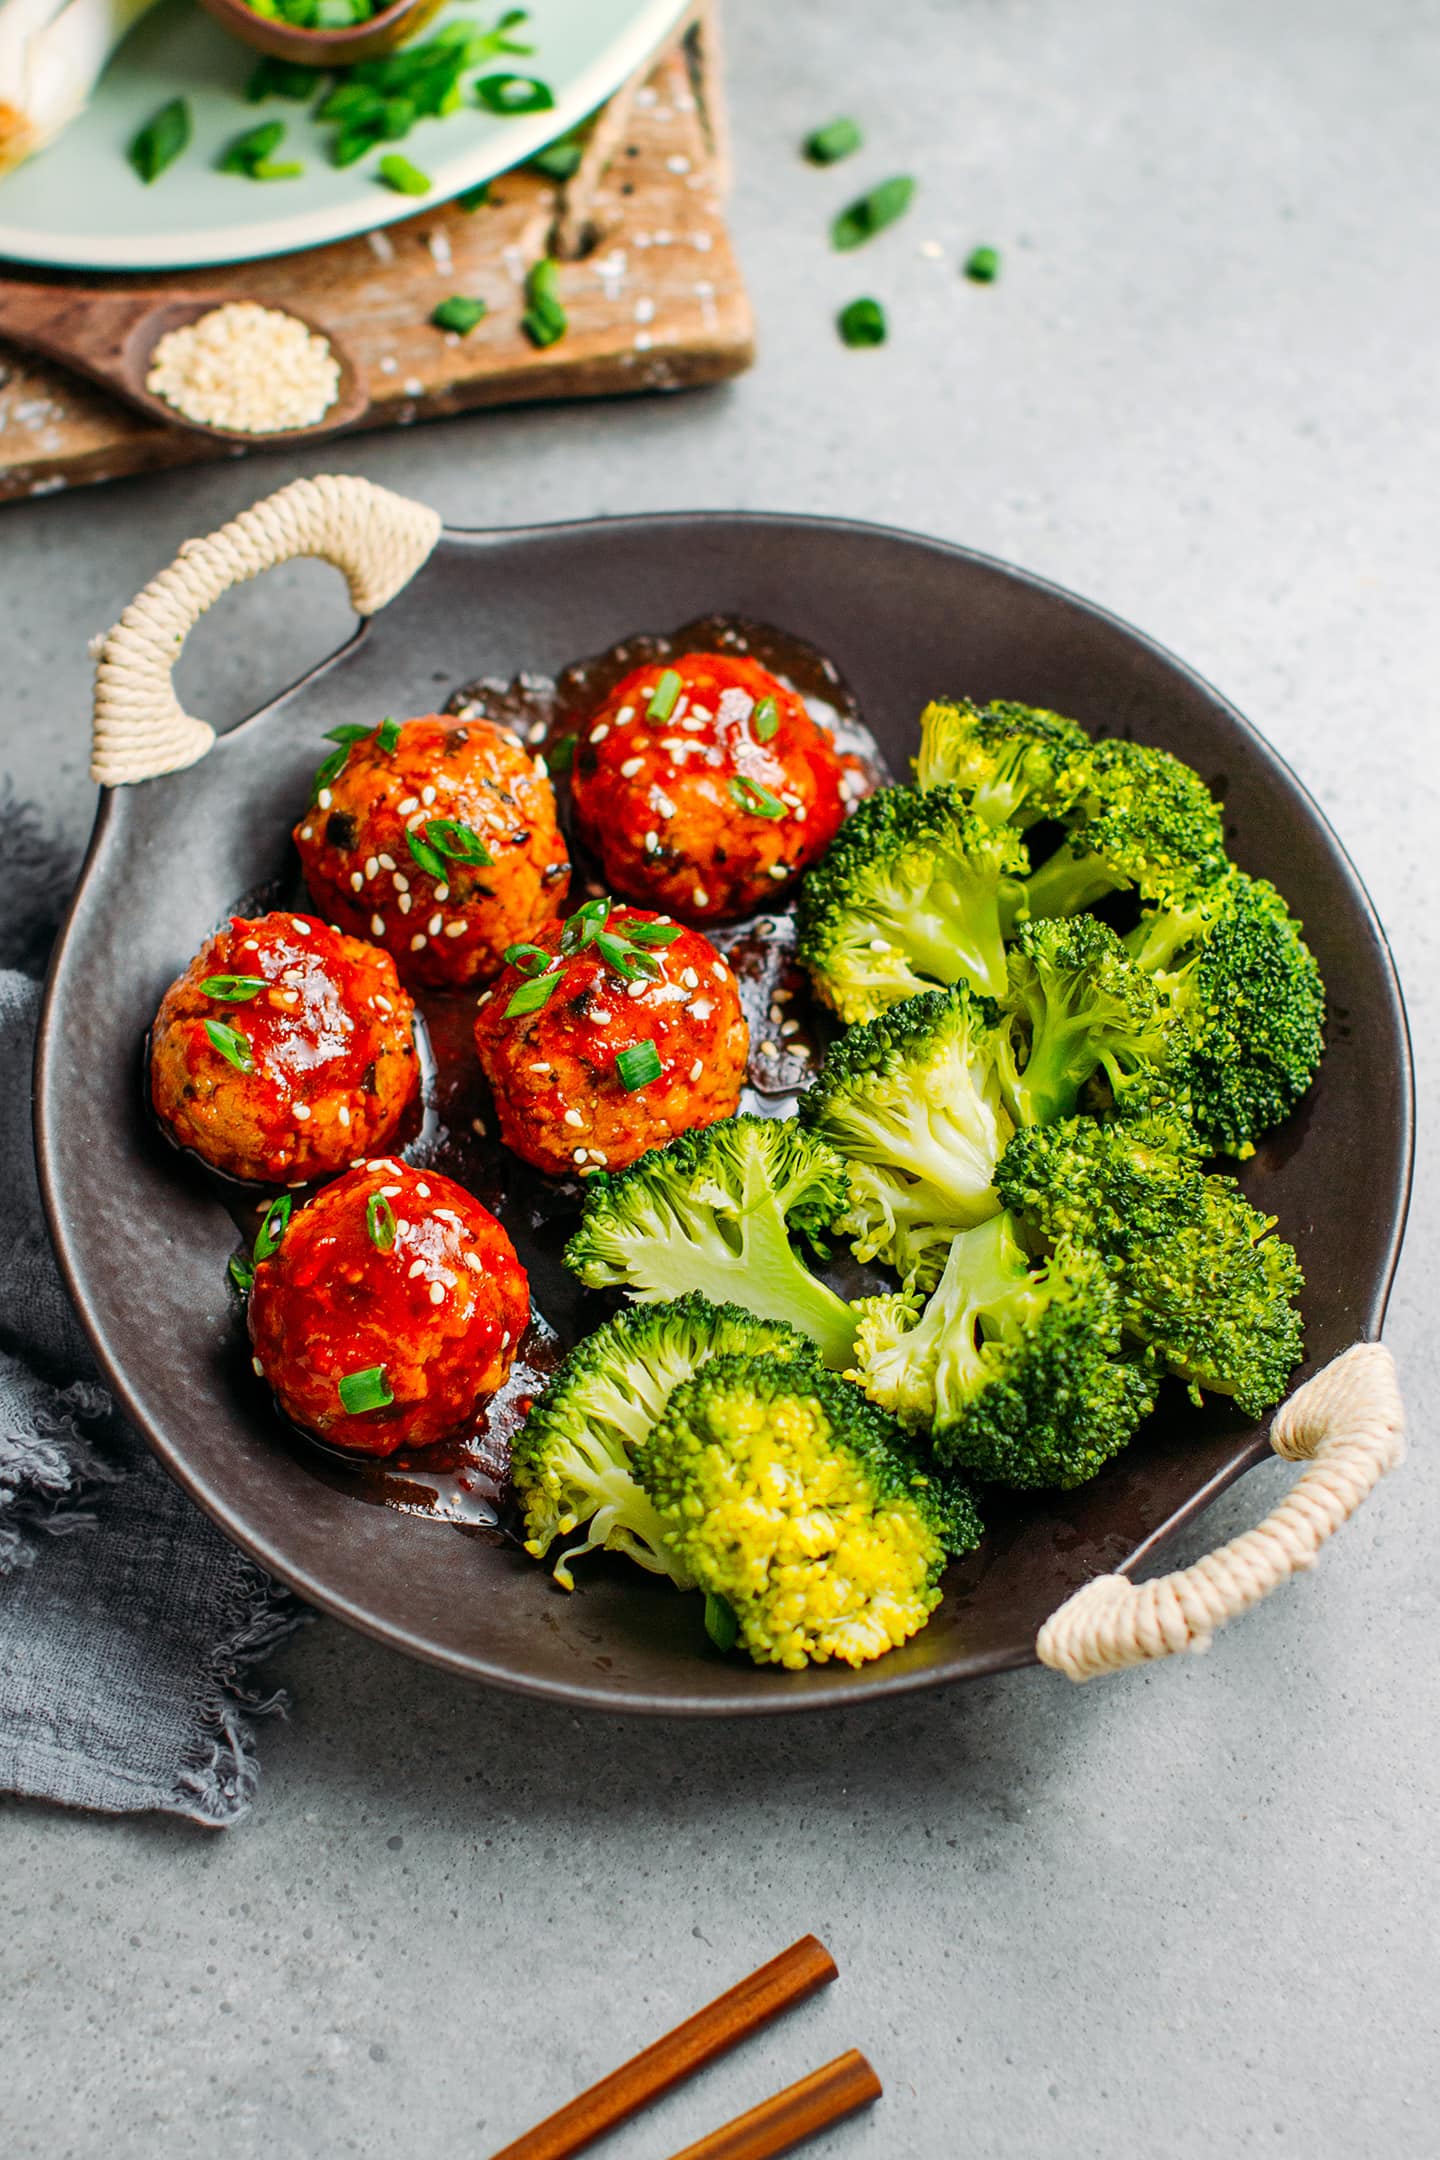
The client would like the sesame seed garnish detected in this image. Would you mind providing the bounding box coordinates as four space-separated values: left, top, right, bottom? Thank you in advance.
381 1183 401 1196
774 987 793 1002
291 918 311 934
620 756 644 779
530 1061 551 1074
588 1149 607 1165
299 826 314 841
672 696 689 722
376 995 392 1013
394 1218 411 1236
616 706 635 725
681 967 699 989
781 1019 800 1038
711 961 727 981
408 1259 425 1279
573 1146 589 1163
294 1102 311 1120
393 872 409 892
444 922 466 938
398 894 412 915
464 1252 483 1272
349 871 364 892
435 1207 461 1226
591 1007 613 1023
416 1183 430 1197
427 912 443 937
378 853 395 871
430 1281 446 1306
252 1356 264 1377
364 856 379 879
316 790 332 810
759 1041 780 1059
688 998 714 1020
627 981 649 999
768 865 789 880
681 716 706 733
421 785 437 806
476 992 493 1009
564 1109 584 1128
398 796 419 815
644 831 659 853
407 812 426 831
689 1058 703 1081
590 722 610 743
411 933 427 950
653 792 677 819
338 1105 351 1126
471 1115 487 1135
692 887 709 906
533 756 548 779
370 914 385 936
435 883 449 902
501 1329 511 1348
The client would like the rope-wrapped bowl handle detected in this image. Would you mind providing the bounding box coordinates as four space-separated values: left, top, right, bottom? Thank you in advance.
1038 1341 1404 1681
91 474 442 787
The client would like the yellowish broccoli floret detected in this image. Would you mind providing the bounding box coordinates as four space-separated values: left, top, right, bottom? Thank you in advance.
634 1355 981 1671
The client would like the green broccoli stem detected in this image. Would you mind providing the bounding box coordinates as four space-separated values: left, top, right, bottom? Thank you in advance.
638 1218 858 1371
1010 1011 1096 1126
1124 899 1206 976
1022 844 1124 922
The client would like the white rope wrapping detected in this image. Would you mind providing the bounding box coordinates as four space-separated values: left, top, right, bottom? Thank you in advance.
1036 1341 1404 1682
91 474 442 787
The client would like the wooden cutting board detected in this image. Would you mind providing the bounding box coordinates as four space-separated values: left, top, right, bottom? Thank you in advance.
0 4 750 503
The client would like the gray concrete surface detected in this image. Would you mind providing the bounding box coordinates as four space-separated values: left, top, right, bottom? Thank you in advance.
2 1 1437 2154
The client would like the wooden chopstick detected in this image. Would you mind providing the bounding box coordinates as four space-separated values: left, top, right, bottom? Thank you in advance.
488 1936 839 2160
664 2050 883 2160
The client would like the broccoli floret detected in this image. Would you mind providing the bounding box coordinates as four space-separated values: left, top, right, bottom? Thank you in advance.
1023 739 1228 920
914 697 1094 829
511 1295 819 1589
996 1116 1304 1417
1001 913 1171 1128
798 986 1012 1291
1124 869 1325 1157
634 1353 981 1669
564 1115 859 1370
850 1212 1156 1489
796 783 1029 1024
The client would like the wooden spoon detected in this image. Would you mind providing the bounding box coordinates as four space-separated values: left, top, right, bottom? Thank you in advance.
0 279 367 445
197 0 446 68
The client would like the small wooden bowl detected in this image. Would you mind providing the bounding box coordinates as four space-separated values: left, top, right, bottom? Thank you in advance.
198 0 447 68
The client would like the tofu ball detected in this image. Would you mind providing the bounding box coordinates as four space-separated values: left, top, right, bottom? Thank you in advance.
474 899 748 1176
568 653 846 924
294 715 570 990
248 1161 529 1456
149 912 419 1185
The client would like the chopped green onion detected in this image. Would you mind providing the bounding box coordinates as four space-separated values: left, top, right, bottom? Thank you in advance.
804 117 862 165
378 717 403 754
324 723 373 745
377 154 432 196
627 921 683 947
503 942 554 977
425 817 493 866
458 183 492 211
545 731 576 775
475 72 554 116
339 1366 394 1415
751 695 780 742
217 121 286 177
838 296 887 347
249 161 305 181
528 137 583 181
704 1591 739 1652
831 175 915 251
245 58 320 103
521 256 567 348
964 245 1001 283
228 1251 255 1297
560 895 611 952
431 295 488 336
254 1195 292 1262
312 743 350 798
366 1192 397 1252
505 970 563 1017
200 974 266 1002
615 1040 662 1091
407 828 448 880
204 1019 254 1072
128 99 191 186
596 931 660 980
729 774 788 819
646 669 683 722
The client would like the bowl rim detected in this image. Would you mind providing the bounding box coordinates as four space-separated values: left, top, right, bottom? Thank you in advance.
34 507 1416 1714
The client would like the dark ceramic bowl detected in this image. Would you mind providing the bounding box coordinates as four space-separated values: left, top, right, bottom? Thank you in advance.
35 513 1413 1714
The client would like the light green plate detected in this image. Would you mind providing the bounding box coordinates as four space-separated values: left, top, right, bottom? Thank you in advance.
0 0 689 271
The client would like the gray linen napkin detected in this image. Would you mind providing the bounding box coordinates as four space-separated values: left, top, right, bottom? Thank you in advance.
0 798 304 1825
